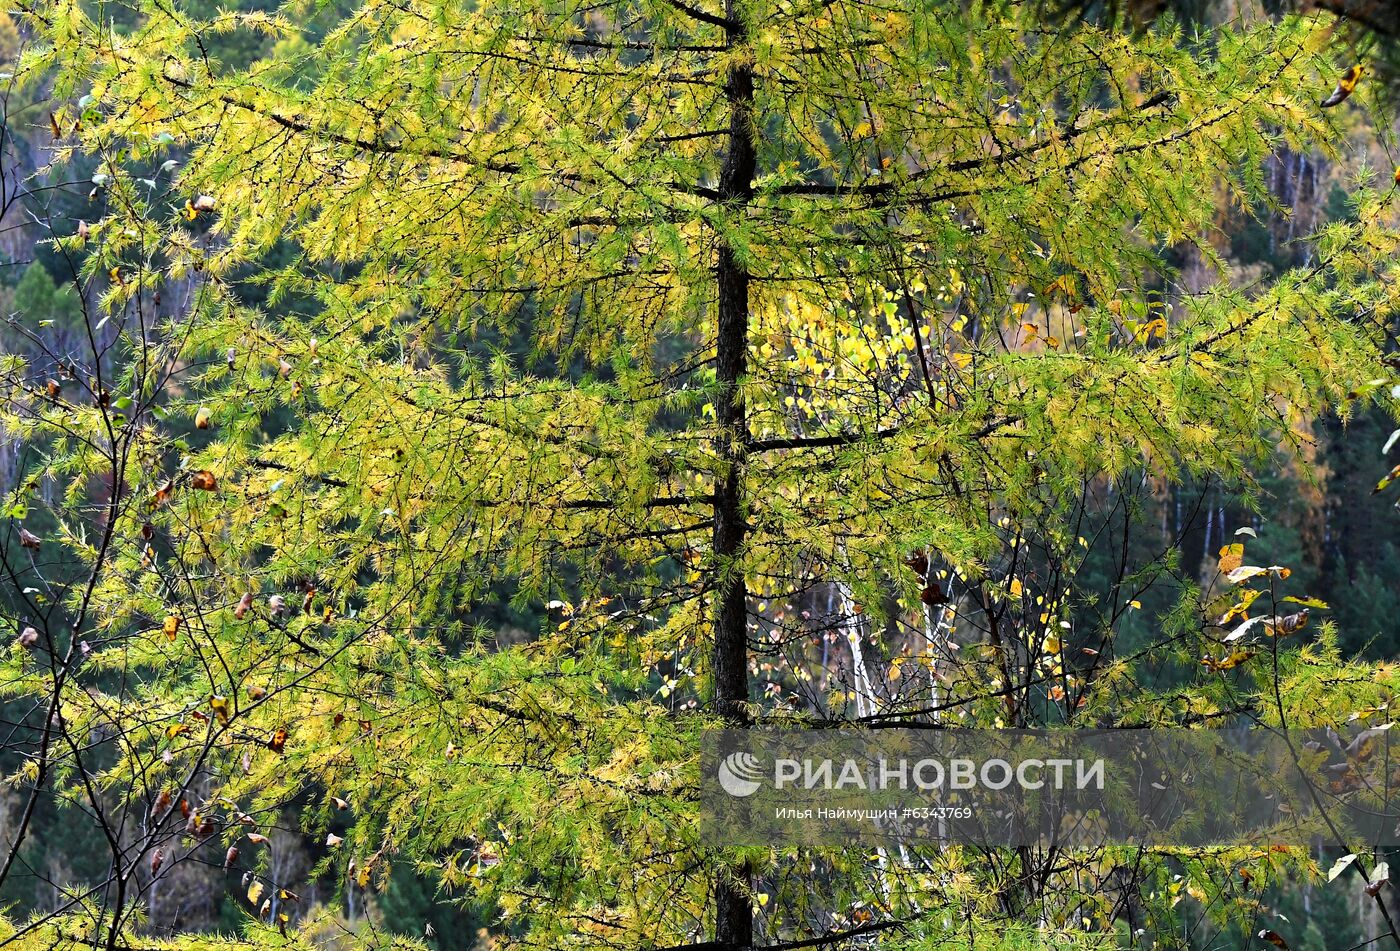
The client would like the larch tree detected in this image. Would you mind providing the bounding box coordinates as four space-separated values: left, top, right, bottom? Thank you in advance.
2 0 1400 948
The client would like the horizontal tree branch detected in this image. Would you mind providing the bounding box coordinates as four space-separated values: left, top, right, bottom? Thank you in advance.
747 415 1017 453
252 457 349 487
770 90 1173 199
649 915 917 951
658 0 736 30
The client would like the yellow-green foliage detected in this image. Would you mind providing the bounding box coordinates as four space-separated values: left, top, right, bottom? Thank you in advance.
1 0 1398 946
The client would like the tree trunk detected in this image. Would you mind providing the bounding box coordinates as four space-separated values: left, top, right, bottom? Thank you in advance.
712 0 754 944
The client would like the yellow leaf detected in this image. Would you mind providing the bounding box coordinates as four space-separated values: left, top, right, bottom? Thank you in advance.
1375 463 1400 494
1218 543 1244 574
1226 565 1267 585
1218 588 1262 624
1139 317 1167 342
1225 564 1291 584
1281 595 1328 610
1202 649 1256 672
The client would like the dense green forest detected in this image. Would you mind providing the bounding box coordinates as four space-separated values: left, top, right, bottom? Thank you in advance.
3 0 1400 948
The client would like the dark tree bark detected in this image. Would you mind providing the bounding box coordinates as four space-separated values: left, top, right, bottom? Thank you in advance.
711 0 755 944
